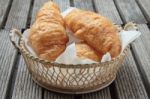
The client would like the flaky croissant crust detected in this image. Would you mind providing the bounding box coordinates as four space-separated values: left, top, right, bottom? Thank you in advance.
65 9 121 58
29 2 68 61
76 42 102 62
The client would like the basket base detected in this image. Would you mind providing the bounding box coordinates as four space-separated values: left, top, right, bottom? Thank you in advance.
32 75 116 94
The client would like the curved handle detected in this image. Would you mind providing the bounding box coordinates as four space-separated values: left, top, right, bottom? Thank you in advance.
9 28 22 50
124 22 138 31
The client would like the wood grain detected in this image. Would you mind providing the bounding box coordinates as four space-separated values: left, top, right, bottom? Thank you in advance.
0 0 11 28
135 0 150 23
44 91 74 99
5 0 31 29
82 88 111 99
53 0 70 12
94 0 122 24
114 51 148 99
74 0 94 11
0 30 17 99
11 56 42 99
114 0 147 23
131 24 150 93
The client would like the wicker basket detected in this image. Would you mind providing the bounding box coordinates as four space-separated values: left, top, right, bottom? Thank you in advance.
9 22 137 94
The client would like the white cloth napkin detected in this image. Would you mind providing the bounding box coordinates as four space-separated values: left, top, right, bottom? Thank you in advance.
22 7 141 65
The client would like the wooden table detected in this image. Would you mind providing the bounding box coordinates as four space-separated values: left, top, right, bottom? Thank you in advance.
0 0 150 99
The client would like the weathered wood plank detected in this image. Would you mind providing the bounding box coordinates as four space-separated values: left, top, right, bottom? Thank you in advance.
131 24 150 93
73 1 112 99
30 0 50 25
0 0 11 28
5 0 31 29
53 0 70 12
114 0 147 23
0 30 17 99
82 88 111 99
12 56 42 99
74 0 94 11
135 0 150 23
44 91 74 99
114 51 148 99
94 0 122 24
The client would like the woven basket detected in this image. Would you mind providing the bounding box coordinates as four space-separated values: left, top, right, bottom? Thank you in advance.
9 22 137 94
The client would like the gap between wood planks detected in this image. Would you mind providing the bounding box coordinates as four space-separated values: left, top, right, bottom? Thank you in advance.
130 24 150 98
134 0 150 23
109 82 119 99
26 0 34 28
4 54 21 99
130 46 150 99
113 0 125 24
113 0 150 96
70 0 74 7
110 0 150 98
1 0 35 98
91 0 97 12
0 0 14 29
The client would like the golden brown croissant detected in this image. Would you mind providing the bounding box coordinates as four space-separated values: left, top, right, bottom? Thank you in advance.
64 9 121 58
29 2 68 61
76 42 102 62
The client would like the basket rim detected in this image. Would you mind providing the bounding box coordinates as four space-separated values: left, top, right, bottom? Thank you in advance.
19 37 129 68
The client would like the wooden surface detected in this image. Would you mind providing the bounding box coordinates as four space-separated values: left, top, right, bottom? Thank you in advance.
0 30 17 99
74 0 94 11
114 0 147 23
114 51 148 99
0 0 150 99
0 0 12 28
136 0 150 22
11 57 42 99
94 0 122 24
82 88 111 99
5 0 31 29
131 24 150 94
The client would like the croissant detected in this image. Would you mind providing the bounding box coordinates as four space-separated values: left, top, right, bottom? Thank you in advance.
64 9 121 58
76 42 102 62
29 2 68 61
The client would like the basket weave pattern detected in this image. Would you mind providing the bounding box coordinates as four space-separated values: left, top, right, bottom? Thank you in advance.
19 39 128 93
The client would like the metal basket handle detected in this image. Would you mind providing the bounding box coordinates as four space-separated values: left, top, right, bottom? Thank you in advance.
124 22 138 31
9 28 22 50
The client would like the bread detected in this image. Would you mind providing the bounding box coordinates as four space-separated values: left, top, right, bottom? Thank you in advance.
29 1 68 61
64 9 121 58
76 42 102 62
